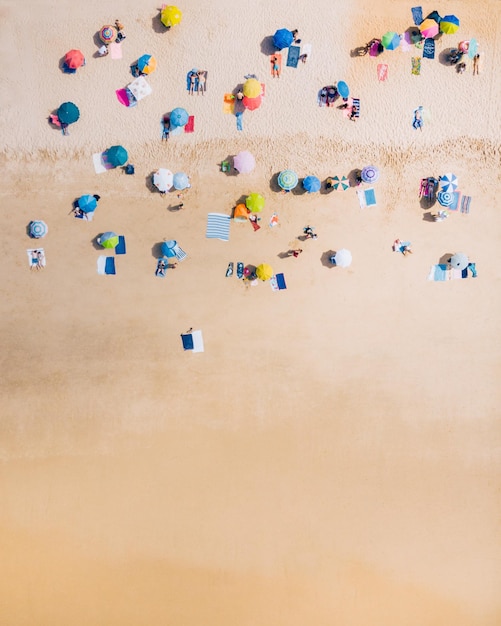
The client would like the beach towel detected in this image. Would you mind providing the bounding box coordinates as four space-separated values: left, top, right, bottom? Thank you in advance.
461 195 471 214
269 212 279 227
250 220 260 231
427 264 476 281
223 93 235 114
26 248 46 269
411 6 423 25
74 210 94 221
286 45 300 68
206 213 231 241
270 52 282 76
357 187 376 208
236 112 243 131
181 330 204 352
109 42 122 60
184 116 195 133
411 57 421 75
468 38 478 59
448 190 461 211
351 98 360 117
377 64 388 81
270 273 287 291
301 43 311 60
115 236 126 255
423 38 435 59
92 152 114 174
169 125 183 137
97 256 116 275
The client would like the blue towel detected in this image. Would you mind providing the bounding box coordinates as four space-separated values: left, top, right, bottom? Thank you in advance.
432 264 448 281
206 213 231 241
423 38 435 59
364 188 376 206
468 39 478 59
468 263 477 277
235 112 243 131
411 6 423 25
105 257 116 275
448 191 461 211
181 334 194 350
115 235 126 255
286 45 300 68
276 273 287 290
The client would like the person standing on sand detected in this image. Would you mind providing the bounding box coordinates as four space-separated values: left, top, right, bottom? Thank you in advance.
473 53 481 75
197 71 206 94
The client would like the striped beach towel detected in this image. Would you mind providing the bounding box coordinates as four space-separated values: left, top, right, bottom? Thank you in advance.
206 213 231 241
461 196 471 214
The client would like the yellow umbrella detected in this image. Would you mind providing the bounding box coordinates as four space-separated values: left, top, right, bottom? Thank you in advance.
243 78 261 98
256 263 273 281
161 5 182 28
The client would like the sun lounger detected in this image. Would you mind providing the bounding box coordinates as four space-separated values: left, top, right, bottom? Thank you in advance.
187 69 199 92
109 42 122 59
301 43 311 61
236 262 244 279
286 45 300 67
236 112 243 131
351 98 360 117
97 256 116 275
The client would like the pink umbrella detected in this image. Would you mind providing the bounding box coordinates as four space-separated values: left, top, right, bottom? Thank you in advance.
419 18 439 39
233 151 256 174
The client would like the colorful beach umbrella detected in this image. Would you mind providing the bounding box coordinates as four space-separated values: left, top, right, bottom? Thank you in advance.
337 81 350 99
382 31 400 50
64 49 85 69
99 25 117 43
77 195 98 213
256 263 274 281
273 28 293 50
170 107 189 127
153 168 173 193
106 145 128 167
98 232 119 249
233 204 249 222
173 172 190 191
160 5 182 28
361 165 380 183
245 193 265 213
450 252 469 270
303 176 321 193
334 249 352 268
440 15 459 35
29 220 48 238
278 170 298 191
243 78 261 98
332 175 349 191
439 173 458 193
57 102 80 124
419 19 439 39
233 151 256 174
243 95 262 111
437 190 454 206
137 54 157 75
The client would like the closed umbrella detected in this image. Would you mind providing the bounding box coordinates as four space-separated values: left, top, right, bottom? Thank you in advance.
173 172 190 190
450 252 468 270
440 15 459 35
160 5 182 28
98 232 119 248
419 19 439 39
337 81 349 99
273 28 293 50
437 190 454 206
243 95 262 111
77 195 98 213
278 170 298 191
29 220 48 238
361 165 380 183
256 263 274 281
382 31 400 50
334 249 352 268
57 102 80 124
100 25 117 43
245 193 265 213
303 176 321 193
64 49 85 69
331 175 349 191
137 54 157 74
106 145 128 167
170 107 189 127
243 78 261 98
153 169 173 193
439 173 458 192
233 151 255 174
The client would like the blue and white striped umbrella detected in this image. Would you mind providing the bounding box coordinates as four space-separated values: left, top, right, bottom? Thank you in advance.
439 173 458 193
437 190 454 206
278 169 298 191
29 220 48 238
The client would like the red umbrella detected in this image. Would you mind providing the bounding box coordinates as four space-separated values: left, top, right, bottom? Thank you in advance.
65 49 85 69
243 95 262 111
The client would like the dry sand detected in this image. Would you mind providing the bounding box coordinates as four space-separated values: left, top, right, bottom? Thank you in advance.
1 0 501 624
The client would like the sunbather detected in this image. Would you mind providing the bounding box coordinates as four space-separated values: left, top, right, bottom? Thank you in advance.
327 86 338 107
271 55 280 78
291 29 301 44
189 72 197 94
319 88 328 106
156 259 167 277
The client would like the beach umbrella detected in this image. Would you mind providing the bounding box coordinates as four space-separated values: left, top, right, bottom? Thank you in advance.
278 169 298 191
77 195 98 213
243 95 262 111
382 31 400 50
334 249 352 268
153 168 173 193
57 102 80 124
337 81 349 99
419 19 439 39
437 190 454 206
160 5 182 28
170 107 189 127
256 263 274 281
98 232 119 248
233 151 256 174
233 204 249 222
243 78 261 98
99 25 117 43
161 240 178 258
64 49 85 69
273 28 293 50
173 172 190 191
440 15 460 35
106 145 128 167
450 252 469 270
439 173 458 193
245 193 265 213
29 220 48 238
332 175 349 191
303 176 321 193
137 54 157 75
361 165 380 183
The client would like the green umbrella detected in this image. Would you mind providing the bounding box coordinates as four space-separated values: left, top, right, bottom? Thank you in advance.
332 175 349 191
57 102 80 124
98 232 119 248
106 145 128 167
245 193 265 213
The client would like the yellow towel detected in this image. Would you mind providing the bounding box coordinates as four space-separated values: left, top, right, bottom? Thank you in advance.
223 93 235 114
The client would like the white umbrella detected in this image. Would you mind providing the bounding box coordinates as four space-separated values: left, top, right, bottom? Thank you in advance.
334 249 352 268
153 168 173 193
439 173 458 193
450 252 468 270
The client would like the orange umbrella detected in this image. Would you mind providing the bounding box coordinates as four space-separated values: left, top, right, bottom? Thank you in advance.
233 204 249 222
65 49 85 69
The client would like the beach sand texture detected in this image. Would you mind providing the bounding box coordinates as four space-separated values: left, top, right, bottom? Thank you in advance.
1 0 501 624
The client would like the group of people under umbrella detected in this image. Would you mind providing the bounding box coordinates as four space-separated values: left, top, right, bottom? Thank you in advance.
277 165 379 193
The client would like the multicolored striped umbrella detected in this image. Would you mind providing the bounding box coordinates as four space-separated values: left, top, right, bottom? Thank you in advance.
29 220 48 238
160 5 182 28
382 31 400 50
98 232 119 248
440 15 460 35
419 19 439 39
361 165 380 183
437 190 454 206
137 54 157 75
303 176 321 193
278 170 298 191
99 25 117 43
439 173 458 193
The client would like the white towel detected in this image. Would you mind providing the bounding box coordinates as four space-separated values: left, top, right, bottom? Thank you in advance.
26 248 46 268
301 43 312 59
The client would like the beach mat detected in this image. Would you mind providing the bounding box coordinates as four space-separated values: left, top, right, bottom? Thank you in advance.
423 38 435 59
461 195 471 214
351 98 360 117
97 256 116 275
184 115 195 133
286 45 300 67
169 125 183 137
411 6 423 25
270 52 282 76
109 42 122 59
115 89 131 107
181 330 204 352
357 187 376 208
377 64 388 81
206 213 231 241
92 152 114 174
223 93 234 114
271 273 287 291
186 69 198 92
115 235 126 255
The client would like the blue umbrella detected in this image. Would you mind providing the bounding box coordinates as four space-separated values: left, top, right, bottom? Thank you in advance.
29 220 48 238
303 176 321 193
437 190 454 206
361 165 380 183
337 81 349 99
161 240 178 258
170 107 189 127
77 194 98 213
57 101 80 124
273 28 293 50
173 172 190 190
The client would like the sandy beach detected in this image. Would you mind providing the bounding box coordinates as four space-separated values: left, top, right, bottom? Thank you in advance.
1 0 501 624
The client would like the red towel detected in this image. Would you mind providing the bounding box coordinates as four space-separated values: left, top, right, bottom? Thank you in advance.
184 115 195 133
377 64 388 81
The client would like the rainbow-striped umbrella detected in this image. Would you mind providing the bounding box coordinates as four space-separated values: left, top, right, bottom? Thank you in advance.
100 25 117 43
